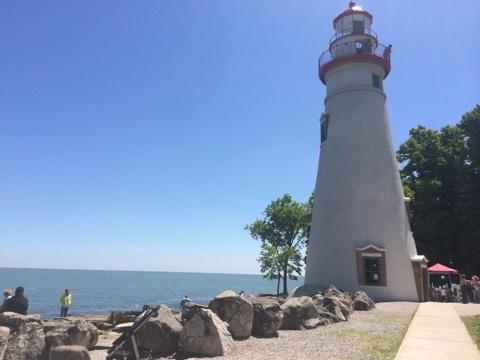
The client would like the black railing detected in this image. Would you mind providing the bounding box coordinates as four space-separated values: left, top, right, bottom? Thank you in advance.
319 39 391 68
329 27 378 44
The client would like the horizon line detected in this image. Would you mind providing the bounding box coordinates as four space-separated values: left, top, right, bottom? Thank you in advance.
0 266 280 277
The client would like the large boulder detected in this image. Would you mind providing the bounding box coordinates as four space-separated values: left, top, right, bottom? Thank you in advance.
352 291 375 311
324 286 354 316
181 303 209 322
0 326 10 360
209 290 254 340
136 305 182 355
108 310 141 325
280 297 321 330
249 297 283 338
51 345 90 360
0 312 47 360
180 308 233 357
320 297 347 322
44 319 98 350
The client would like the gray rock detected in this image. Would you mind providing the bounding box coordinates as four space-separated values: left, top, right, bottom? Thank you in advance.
352 291 375 311
0 326 10 360
0 312 47 360
181 303 209 322
89 321 113 331
51 345 90 360
180 308 233 357
136 305 182 355
321 297 347 322
323 286 354 317
209 290 254 340
45 319 98 350
249 297 284 338
108 311 141 325
280 297 321 330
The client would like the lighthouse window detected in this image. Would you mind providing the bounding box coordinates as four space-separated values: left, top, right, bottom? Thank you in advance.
372 73 382 89
320 113 329 143
364 258 381 285
353 20 365 34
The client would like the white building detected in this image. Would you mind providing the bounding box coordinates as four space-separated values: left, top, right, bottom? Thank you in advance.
299 2 428 302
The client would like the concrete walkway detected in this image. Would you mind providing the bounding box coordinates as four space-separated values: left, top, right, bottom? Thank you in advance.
395 302 480 360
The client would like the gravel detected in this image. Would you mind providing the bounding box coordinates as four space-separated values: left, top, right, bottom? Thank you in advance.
90 301 418 360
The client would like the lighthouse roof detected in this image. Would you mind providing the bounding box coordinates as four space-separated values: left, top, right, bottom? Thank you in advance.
333 2 373 27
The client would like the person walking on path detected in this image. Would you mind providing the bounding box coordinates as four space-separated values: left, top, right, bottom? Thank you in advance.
1 286 28 315
60 289 72 317
0 289 13 312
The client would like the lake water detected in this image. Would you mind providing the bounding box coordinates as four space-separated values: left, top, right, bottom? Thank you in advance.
0 268 303 319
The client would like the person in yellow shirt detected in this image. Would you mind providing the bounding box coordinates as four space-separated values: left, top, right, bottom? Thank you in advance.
60 288 72 317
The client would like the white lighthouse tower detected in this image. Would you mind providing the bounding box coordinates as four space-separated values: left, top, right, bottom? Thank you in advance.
301 2 428 302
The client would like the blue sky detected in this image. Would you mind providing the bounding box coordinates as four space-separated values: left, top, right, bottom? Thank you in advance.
0 1 478 274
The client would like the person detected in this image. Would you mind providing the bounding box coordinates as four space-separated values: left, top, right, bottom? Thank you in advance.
0 289 13 312
179 295 192 311
60 289 72 317
239 290 245 297
2 286 28 315
460 274 471 304
472 276 480 303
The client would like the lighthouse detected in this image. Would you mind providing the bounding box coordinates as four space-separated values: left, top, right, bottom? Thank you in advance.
300 2 428 302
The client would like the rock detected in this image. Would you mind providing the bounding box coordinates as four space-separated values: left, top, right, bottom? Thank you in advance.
181 303 209 322
51 345 90 360
352 291 375 311
256 295 287 305
320 297 347 322
180 308 233 357
0 312 47 360
249 297 284 338
209 290 254 340
88 321 113 331
136 305 182 355
45 319 98 350
0 326 10 360
280 297 321 330
108 311 141 325
323 286 354 317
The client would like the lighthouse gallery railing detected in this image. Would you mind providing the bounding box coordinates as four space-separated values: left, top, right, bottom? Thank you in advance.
319 40 391 69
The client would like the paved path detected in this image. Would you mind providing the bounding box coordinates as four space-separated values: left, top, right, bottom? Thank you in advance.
395 302 480 360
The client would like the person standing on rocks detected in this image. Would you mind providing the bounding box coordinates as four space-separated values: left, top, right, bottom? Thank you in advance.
179 295 192 311
60 288 72 317
0 289 13 311
2 286 28 315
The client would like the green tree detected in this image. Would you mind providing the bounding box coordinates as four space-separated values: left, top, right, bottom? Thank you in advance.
245 194 312 294
397 105 480 274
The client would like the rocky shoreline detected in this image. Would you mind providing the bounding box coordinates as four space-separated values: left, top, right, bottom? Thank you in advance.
0 286 375 359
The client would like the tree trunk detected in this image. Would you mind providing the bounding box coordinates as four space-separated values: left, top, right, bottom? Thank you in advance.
276 275 280 296
283 269 288 294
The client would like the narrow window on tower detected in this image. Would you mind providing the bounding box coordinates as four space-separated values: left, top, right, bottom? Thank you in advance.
364 257 381 285
372 73 382 89
320 113 329 144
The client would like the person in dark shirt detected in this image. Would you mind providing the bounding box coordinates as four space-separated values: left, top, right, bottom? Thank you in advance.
2 286 28 315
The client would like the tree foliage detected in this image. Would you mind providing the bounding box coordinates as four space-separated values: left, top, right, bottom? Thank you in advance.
245 194 312 294
397 105 480 274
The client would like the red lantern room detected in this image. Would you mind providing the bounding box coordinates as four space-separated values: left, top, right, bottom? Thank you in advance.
319 1 392 84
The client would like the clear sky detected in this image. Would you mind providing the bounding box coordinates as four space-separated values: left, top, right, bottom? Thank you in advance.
1 1 479 274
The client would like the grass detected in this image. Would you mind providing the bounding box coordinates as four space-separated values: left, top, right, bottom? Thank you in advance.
366 309 416 360
461 315 480 350
328 306 417 360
